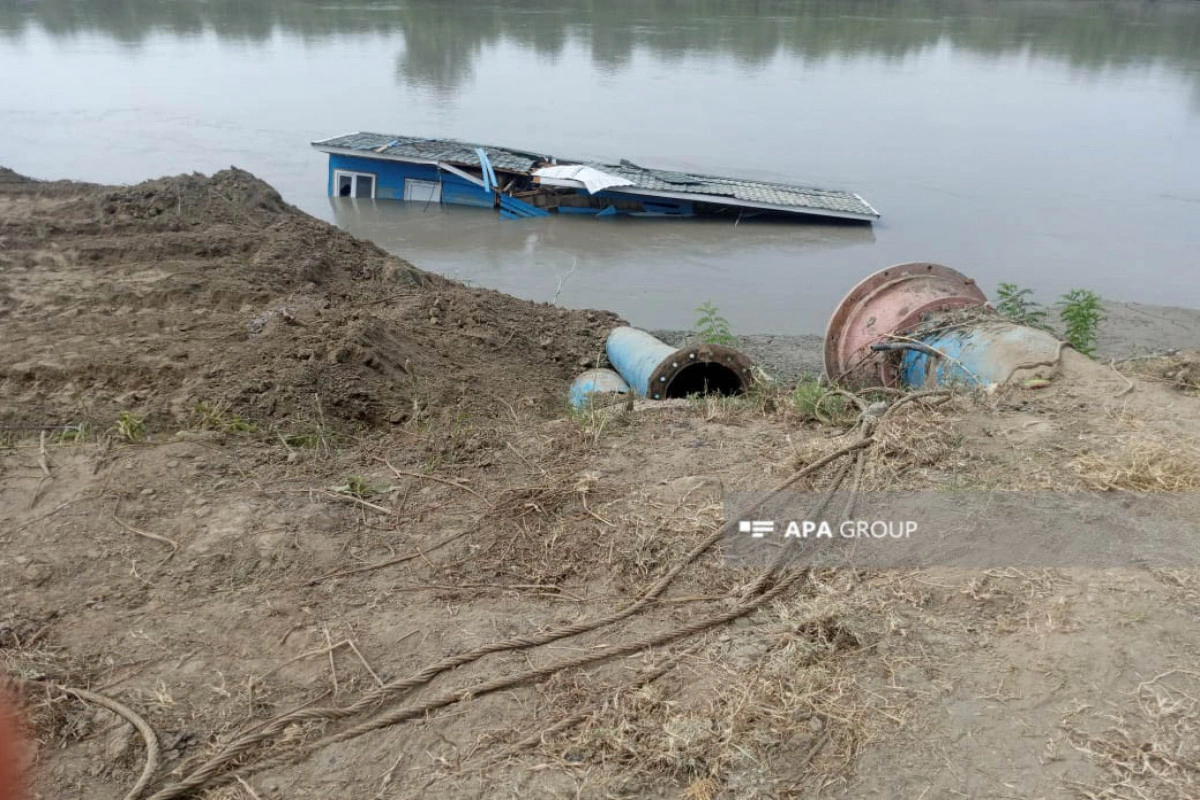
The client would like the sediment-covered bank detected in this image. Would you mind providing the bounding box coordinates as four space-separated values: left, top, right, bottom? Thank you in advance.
2 166 1200 800
0 167 619 432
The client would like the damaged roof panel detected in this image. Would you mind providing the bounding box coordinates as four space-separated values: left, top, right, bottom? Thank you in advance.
314 131 547 174
587 162 878 218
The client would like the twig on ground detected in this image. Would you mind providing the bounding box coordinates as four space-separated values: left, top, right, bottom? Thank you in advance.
1109 361 1136 397
881 390 951 420
112 505 179 558
378 457 486 501
304 527 474 586
235 776 263 800
320 490 393 515
143 435 877 800
373 751 406 799
496 642 706 762
254 640 351 685
29 430 53 510
346 640 384 688
323 628 339 697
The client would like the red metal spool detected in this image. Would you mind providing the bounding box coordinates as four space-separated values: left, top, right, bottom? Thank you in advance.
823 262 988 387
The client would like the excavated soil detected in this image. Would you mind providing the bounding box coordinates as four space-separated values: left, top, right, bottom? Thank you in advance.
2 167 1200 800
0 168 620 432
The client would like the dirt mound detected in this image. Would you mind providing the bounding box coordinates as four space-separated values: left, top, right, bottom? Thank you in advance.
0 167 621 431
0 167 32 184
77 167 293 225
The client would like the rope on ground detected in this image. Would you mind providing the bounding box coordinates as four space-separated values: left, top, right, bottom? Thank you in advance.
143 437 875 800
144 383 941 799
998 339 1069 386
161 380 947 799
880 389 951 420
39 682 160 800
494 641 707 761
169 569 819 796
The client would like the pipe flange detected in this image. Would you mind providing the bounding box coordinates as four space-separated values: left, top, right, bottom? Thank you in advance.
645 344 756 400
823 262 987 387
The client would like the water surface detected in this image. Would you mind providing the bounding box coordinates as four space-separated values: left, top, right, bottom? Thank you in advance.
2 0 1197 333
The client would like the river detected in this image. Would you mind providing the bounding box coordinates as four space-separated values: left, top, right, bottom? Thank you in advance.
2 0 1198 333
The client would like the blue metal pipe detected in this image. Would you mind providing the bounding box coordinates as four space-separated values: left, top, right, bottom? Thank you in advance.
898 323 1064 389
606 327 678 398
568 368 631 410
605 326 755 400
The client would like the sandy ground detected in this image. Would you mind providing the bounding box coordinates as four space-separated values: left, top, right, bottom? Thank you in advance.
2 167 1200 800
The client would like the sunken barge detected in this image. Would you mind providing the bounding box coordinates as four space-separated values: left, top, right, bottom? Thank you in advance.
313 132 878 223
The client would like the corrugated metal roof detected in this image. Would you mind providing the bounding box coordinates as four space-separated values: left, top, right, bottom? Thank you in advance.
312 132 546 174
587 161 878 218
313 132 878 219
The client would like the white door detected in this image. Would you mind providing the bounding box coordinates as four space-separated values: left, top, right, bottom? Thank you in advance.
403 179 442 204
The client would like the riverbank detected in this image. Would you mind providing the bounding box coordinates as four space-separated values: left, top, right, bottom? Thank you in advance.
656 302 1200 384
3 167 1199 800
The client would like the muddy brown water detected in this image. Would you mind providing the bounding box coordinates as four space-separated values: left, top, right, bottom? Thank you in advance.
1 0 1198 334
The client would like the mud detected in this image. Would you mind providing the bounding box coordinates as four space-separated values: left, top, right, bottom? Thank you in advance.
0 168 620 432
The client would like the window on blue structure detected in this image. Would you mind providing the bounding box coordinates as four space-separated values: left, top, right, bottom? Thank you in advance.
333 170 375 199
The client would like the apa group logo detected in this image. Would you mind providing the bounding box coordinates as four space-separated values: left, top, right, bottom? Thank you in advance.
739 519 918 539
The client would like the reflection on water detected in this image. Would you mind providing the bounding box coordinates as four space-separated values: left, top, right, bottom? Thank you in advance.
4 0 1200 95
1 0 1198 332
330 197 876 330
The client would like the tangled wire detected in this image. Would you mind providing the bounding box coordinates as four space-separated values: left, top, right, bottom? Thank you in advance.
24 387 950 799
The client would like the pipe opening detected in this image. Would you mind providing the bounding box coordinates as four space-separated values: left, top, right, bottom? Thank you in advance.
664 362 745 399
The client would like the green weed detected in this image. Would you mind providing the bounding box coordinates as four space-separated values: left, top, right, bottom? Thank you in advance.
694 301 737 346
280 394 337 456
332 475 378 498
995 283 1049 327
1058 289 1104 357
995 283 1104 357
193 400 257 433
792 375 851 424
115 411 145 442
57 424 88 444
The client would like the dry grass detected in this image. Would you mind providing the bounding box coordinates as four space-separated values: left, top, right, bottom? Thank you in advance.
526 578 908 798
861 400 966 490
1062 670 1200 799
1072 438 1200 492
1116 353 1200 395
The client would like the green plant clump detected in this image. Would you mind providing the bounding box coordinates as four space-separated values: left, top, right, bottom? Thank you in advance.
193 401 257 433
995 283 1103 358
792 375 849 424
115 411 145 442
995 282 1049 327
335 475 377 498
1058 289 1104 357
58 424 87 444
694 301 737 346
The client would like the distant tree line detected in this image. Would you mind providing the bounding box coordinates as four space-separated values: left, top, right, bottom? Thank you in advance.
2 0 1197 98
